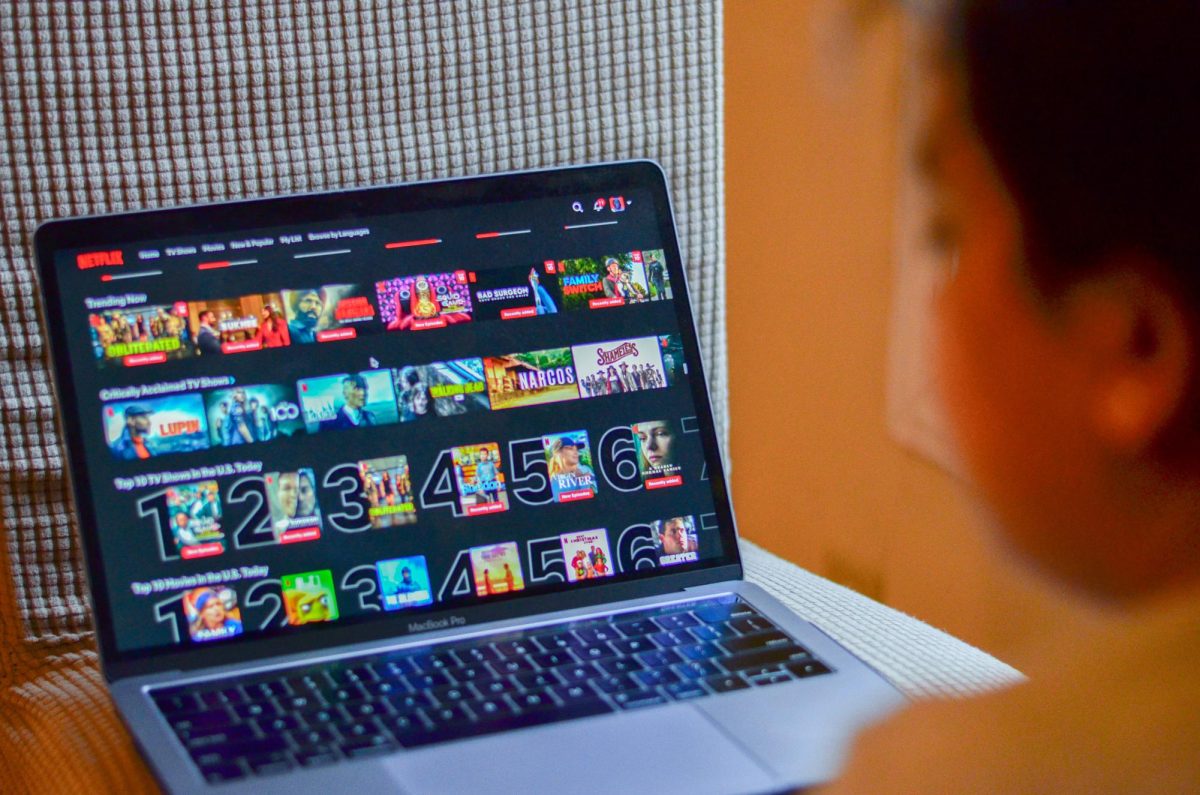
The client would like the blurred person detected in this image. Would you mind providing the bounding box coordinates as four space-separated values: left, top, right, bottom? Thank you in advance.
827 2 1200 791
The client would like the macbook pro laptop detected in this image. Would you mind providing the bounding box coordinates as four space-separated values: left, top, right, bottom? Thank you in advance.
34 161 903 793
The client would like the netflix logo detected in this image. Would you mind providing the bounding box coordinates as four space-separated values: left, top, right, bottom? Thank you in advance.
76 250 124 269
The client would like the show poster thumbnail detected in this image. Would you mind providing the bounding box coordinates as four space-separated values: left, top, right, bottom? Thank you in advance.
166 480 224 559
483 347 578 411
572 336 667 398
281 569 339 625
376 271 473 331
183 586 243 642
652 515 699 566
452 443 510 516
469 542 524 597
642 249 672 301
394 358 490 420
558 252 650 310
265 468 322 543
469 263 561 321
102 394 209 461
632 419 683 489
282 284 379 344
297 369 399 433
658 334 687 387
357 455 417 528
187 292 289 355
542 431 598 503
560 529 613 582
89 302 192 368
203 384 304 447
376 555 434 610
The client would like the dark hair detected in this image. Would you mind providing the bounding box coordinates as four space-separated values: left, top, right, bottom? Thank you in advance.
950 1 1200 305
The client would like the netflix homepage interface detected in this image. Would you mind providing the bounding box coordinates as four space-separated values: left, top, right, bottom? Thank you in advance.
54 190 722 655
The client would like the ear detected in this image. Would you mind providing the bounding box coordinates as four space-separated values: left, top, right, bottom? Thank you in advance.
1067 261 1194 454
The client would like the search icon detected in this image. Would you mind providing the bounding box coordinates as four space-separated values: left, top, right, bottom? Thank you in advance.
571 201 584 213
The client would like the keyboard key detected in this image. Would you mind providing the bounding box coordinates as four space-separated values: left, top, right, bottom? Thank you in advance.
254 714 300 733
156 690 199 715
613 618 657 637
430 685 474 705
495 639 537 657
488 658 534 677
200 762 245 784
689 624 736 642
336 718 386 740
385 691 434 712
576 642 617 661
654 613 698 631
532 631 580 651
612 637 657 656
730 616 775 635
665 681 708 700
295 746 341 767
594 674 638 695
598 657 643 675
467 697 515 719
649 630 691 648
339 700 383 720
635 649 681 668
705 673 751 693
172 708 235 732
182 724 256 749
515 670 562 689
693 599 751 624
677 642 721 661
575 625 620 644
786 660 833 678
557 663 599 683
532 650 575 669
451 645 501 665
426 704 472 727
612 689 668 709
292 727 337 747
513 690 554 710
721 631 794 654
406 671 452 689
340 736 397 758
399 697 611 749
633 668 679 688
551 684 594 703
245 680 290 701
446 663 489 683
299 706 339 725
246 752 293 776
748 672 793 687
676 660 722 680
476 677 521 698
721 646 811 673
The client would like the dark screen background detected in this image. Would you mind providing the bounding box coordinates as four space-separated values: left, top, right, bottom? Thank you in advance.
44 178 734 664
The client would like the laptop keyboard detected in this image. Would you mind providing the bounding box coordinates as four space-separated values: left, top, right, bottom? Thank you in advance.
152 595 832 785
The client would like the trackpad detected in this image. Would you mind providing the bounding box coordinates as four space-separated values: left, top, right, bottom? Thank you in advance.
385 705 774 795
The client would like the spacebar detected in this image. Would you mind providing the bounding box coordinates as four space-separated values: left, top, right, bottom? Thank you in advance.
398 698 613 748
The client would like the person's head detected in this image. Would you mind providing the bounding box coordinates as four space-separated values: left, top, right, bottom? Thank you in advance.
297 470 317 516
124 404 152 436
199 310 216 327
401 566 413 584
634 420 675 469
276 472 300 517
342 375 368 409
930 1 1200 600
658 517 692 555
554 437 581 469
195 589 226 629
478 446 491 462
605 257 620 276
291 289 323 327
406 384 430 415
174 512 189 530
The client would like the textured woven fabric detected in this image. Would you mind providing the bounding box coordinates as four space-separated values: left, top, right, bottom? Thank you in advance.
0 0 727 644
741 540 1025 699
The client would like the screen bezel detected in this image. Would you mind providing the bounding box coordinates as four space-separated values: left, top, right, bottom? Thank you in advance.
34 161 742 681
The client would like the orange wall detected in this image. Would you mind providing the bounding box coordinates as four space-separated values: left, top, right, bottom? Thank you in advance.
725 2 1088 664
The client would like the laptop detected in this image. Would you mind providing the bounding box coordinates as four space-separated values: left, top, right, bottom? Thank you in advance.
34 161 903 793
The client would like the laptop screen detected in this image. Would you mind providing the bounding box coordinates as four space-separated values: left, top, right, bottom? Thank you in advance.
36 162 739 670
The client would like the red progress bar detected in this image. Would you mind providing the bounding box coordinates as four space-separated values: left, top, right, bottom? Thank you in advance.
475 232 502 239
385 238 442 249
198 260 231 270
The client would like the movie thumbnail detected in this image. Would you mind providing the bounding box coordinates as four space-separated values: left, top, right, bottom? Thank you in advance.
652 515 699 566
572 336 667 398
469 542 524 597
203 384 304 447
641 249 672 301
542 431 599 503
632 419 683 489
658 334 687 386
394 358 490 420
282 284 379 344
558 252 650 310
166 480 224 559
452 443 510 516
469 263 561 321
102 394 209 461
560 529 613 582
265 468 322 543
376 271 473 331
281 569 339 625
89 302 192 368
297 369 399 433
483 348 578 411
376 555 434 610
183 586 243 642
357 455 417 527
188 292 289 355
